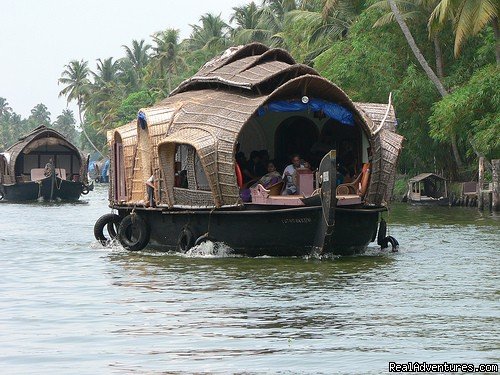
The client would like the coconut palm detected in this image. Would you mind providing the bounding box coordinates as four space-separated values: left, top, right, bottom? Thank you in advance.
0 97 12 117
260 0 298 47
189 13 230 53
369 0 446 78
58 59 102 156
122 39 151 82
93 57 120 85
428 0 499 62
151 28 186 94
53 109 78 144
286 0 362 59
231 2 270 44
29 103 51 126
386 0 463 169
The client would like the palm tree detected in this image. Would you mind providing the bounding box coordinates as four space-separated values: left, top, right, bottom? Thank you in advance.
387 0 463 169
260 0 298 47
428 0 499 63
29 103 51 126
286 0 362 59
230 2 270 44
369 0 446 78
93 57 120 85
0 97 12 117
53 109 78 144
189 13 230 53
122 39 151 82
58 60 102 156
151 28 186 94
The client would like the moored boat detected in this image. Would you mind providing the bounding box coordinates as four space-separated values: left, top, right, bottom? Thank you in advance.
0 126 91 201
406 173 449 206
94 43 404 256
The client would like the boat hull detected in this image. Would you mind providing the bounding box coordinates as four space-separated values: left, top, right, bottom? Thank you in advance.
115 205 382 256
408 197 449 206
0 177 83 201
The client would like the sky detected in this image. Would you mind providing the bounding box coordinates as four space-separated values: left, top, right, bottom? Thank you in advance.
0 0 248 120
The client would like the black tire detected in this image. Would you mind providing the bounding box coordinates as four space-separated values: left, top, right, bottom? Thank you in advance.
177 226 195 253
377 218 387 246
81 185 90 195
118 214 150 251
194 233 215 247
0 191 4 200
94 213 122 245
379 235 399 251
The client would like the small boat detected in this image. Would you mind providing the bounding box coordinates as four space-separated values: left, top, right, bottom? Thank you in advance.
94 43 403 256
407 173 449 206
0 126 91 201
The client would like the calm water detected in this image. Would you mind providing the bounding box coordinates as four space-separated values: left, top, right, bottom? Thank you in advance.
1 185 498 374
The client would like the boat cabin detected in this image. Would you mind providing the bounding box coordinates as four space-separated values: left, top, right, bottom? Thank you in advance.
408 173 448 203
108 43 403 211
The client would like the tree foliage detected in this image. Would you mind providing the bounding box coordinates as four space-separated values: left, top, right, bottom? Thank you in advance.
1 0 497 178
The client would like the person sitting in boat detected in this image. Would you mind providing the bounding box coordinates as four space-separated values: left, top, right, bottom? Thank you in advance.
236 151 254 184
247 150 267 179
282 154 310 195
145 174 156 208
254 161 282 189
44 158 54 177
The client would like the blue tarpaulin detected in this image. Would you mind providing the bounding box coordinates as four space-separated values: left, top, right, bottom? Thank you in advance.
257 98 354 126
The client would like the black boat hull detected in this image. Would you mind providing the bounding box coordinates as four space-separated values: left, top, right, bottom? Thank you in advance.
115 205 383 256
0 177 83 201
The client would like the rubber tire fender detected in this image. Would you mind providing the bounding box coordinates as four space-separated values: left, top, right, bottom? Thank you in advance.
178 226 195 253
379 235 399 251
118 214 150 251
94 213 122 245
0 191 4 200
194 233 215 247
81 185 90 195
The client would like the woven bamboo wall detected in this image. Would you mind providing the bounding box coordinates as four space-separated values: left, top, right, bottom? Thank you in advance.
366 129 404 206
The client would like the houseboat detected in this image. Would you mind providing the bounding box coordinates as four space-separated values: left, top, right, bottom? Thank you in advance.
0 126 91 201
407 173 449 206
94 43 403 256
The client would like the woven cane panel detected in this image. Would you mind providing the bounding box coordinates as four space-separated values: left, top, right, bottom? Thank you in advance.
173 187 214 206
366 130 404 205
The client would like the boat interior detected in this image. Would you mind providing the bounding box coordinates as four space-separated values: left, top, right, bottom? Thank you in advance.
14 142 83 183
170 104 371 208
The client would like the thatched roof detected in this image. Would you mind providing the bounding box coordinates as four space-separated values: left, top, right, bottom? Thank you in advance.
3 126 84 176
409 173 446 182
112 44 402 207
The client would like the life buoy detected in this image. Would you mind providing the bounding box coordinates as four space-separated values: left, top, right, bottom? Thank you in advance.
359 163 370 197
81 185 90 195
94 213 122 245
178 226 195 253
117 214 150 251
235 163 243 188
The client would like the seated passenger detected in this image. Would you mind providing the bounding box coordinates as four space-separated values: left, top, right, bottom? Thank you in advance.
255 162 282 189
247 150 267 179
282 154 310 195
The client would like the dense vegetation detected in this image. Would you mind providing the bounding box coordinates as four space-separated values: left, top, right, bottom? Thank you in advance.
1 0 498 179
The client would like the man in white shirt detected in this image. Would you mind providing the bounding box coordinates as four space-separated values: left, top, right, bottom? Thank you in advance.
283 154 308 195
146 174 155 207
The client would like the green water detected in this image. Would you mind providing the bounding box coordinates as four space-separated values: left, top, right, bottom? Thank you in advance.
1 185 498 374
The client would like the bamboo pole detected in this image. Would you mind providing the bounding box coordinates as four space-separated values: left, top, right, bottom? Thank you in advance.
492 159 499 212
478 157 484 210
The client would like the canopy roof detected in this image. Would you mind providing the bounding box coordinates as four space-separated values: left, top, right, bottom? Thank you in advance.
3 125 84 176
409 173 446 182
111 43 402 207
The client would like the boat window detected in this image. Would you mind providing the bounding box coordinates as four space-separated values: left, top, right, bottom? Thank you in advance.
174 144 210 191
